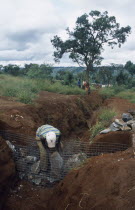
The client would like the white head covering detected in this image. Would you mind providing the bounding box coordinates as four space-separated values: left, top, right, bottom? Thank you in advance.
46 131 56 148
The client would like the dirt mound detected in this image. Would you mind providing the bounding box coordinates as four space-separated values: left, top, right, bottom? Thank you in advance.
0 137 15 209
5 147 135 210
0 91 102 141
46 147 135 210
93 131 133 146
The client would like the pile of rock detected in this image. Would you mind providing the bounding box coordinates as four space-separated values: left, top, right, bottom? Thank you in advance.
16 150 64 186
5 139 88 186
100 111 135 134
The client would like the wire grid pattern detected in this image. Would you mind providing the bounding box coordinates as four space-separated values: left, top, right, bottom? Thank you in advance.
0 130 129 187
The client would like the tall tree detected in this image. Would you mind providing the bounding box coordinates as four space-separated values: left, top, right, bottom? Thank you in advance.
51 10 131 81
26 63 53 79
125 61 135 75
3 64 20 76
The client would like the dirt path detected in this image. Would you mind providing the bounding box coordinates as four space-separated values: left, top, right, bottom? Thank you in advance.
104 97 135 117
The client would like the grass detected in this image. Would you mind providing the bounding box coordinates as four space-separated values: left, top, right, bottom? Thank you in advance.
99 108 116 125
0 74 85 104
99 86 135 104
99 87 115 99
90 122 105 139
90 108 117 141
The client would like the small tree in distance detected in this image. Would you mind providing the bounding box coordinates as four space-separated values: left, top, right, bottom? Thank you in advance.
51 10 131 81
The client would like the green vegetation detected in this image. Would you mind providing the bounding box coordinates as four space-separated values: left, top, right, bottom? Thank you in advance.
90 108 117 141
0 75 85 104
99 108 116 125
100 86 135 104
90 122 105 140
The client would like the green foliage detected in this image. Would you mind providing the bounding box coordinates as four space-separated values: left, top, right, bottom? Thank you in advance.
116 71 129 85
99 108 116 125
99 87 115 99
90 122 105 139
17 90 35 104
51 10 131 81
3 88 18 97
63 72 74 85
3 64 20 76
116 90 135 103
0 75 85 104
90 108 116 140
125 60 135 75
95 67 113 85
26 63 53 79
99 86 135 104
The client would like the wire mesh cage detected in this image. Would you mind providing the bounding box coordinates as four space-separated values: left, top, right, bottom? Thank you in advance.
0 130 129 187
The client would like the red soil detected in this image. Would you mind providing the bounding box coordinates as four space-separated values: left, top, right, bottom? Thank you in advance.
0 92 135 210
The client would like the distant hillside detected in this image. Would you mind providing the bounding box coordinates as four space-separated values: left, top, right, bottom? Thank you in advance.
52 66 131 77
52 66 85 75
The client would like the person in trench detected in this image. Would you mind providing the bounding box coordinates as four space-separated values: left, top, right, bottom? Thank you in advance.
35 124 62 171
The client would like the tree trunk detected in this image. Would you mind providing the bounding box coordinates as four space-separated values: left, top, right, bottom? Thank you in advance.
86 67 89 82
86 63 93 82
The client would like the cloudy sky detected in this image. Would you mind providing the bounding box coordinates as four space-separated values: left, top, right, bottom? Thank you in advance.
0 0 135 66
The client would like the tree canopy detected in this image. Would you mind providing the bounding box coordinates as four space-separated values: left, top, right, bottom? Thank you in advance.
26 64 53 79
51 10 131 81
125 61 135 75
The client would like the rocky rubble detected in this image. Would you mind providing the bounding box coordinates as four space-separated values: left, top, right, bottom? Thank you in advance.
100 111 135 134
7 140 87 186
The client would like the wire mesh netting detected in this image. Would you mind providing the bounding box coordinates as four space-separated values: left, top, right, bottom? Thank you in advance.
0 130 129 187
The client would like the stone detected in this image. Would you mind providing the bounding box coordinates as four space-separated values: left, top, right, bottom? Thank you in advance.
50 151 63 179
127 120 135 125
16 158 27 172
19 148 27 157
6 141 16 152
120 125 131 131
110 123 121 131
31 160 40 174
122 113 133 122
25 156 37 164
64 153 87 172
18 172 25 179
131 123 135 131
128 110 135 118
114 119 126 126
32 177 41 185
100 128 111 134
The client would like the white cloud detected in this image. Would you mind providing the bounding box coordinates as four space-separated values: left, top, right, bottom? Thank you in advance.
0 0 134 66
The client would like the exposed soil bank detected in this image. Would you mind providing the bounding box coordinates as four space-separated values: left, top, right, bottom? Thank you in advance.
0 91 102 140
4 148 135 210
94 131 133 146
0 137 15 209
1 92 135 210
46 147 135 210
0 91 102 209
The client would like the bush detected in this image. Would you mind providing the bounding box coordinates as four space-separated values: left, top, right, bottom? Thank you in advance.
0 75 86 104
90 108 117 141
17 90 36 104
3 87 18 97
90 122 105 140
113 85 126 94
99 87 115 99
99 108 116 125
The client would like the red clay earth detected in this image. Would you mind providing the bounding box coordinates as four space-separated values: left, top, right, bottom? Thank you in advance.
0 92 135 210
0 136 15 209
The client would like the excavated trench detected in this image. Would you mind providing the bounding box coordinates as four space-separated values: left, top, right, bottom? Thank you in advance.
0 130 132 188
0 91 135 210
